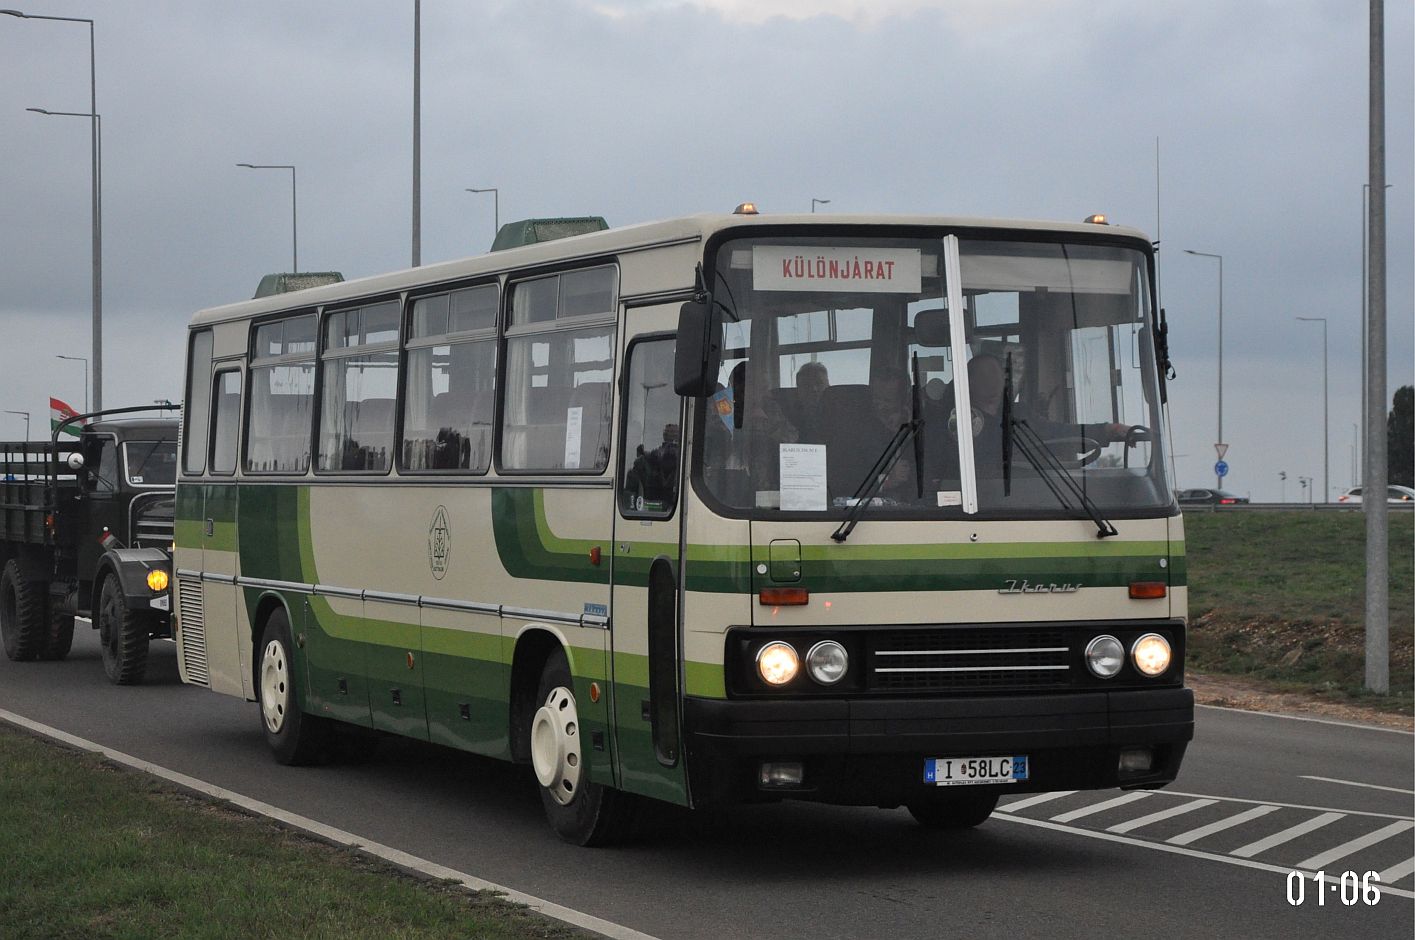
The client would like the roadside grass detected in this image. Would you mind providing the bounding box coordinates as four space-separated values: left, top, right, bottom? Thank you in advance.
1183 510 1414 712
0 725 585 940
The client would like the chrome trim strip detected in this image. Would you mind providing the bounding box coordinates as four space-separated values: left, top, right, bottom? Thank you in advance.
175 568 201 579
314 583 363 600
874 665 1070 674
502 605 582 627
364 590 421 607
240 576 311 594
581 614 610 629
419 596 500 615
203 572 237 585
875 647 1070 656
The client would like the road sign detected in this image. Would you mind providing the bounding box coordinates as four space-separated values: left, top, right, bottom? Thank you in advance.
1215 460 1229 478
1215 443 1229 460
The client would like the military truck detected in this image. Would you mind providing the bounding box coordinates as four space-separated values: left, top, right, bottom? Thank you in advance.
0 407 177 683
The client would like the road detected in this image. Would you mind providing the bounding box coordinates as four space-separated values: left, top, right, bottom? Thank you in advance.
2 629 1411 940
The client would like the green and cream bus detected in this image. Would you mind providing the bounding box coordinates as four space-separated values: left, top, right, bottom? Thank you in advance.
174 210 1193 844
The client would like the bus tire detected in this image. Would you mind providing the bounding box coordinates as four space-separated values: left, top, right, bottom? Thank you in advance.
39 613 75 661
531 649 635 846
0 559 46 662
98 575 150 685
258 608 328 766
906 791 999 830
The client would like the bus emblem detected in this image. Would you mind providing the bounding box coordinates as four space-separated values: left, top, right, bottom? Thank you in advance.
429 506 451 580
998 579 1080 594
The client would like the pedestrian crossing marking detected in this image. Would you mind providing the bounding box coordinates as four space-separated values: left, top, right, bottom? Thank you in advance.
1166 805 1280 845
1297 820 1415 870
1050 791 1152 824
997 790 1076 813
1230 812 1344 858
1107 798 1217 834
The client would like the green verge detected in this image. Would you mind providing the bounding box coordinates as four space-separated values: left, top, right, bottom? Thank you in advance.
0 726 586 940
1184 510 1413 712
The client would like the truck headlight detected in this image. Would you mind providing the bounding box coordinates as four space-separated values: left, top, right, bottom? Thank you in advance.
1131 633 1172 677
756 641 799 686
146 569 170 592
1085 635 1124 678
805 640 848 685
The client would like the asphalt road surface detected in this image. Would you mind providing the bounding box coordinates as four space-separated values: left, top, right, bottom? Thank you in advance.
2 629 1411 940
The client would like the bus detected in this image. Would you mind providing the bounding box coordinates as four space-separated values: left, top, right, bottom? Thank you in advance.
174 210 1192 845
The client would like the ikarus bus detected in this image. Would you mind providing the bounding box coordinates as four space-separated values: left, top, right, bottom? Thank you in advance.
173 209 1192 845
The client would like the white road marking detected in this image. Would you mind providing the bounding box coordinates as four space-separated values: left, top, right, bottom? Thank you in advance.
995 813 1415 900
0 708 660 940
1166 805 1280 846
1196 703 1413 735
1106 798 1217 834
1163 789 1412 821
1230 812 1345 858
1298 820 1415 870
1049 791 1151 823
1299 775 1415 796
1381 857 1415 884
996 790 1077 813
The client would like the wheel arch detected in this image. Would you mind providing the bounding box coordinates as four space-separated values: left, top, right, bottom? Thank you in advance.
508 626 570 764
249 592 297 704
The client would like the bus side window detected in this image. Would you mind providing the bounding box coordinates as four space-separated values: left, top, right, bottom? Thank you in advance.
210 370 242 474
619 338 680 517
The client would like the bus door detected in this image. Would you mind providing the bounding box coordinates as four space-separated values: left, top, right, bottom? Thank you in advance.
610 306 689 805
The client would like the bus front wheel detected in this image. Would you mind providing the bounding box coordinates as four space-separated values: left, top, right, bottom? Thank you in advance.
530 649 634 846
258 609 328 765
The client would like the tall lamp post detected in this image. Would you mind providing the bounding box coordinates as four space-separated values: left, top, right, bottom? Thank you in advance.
3 410 30 442
1184 248 1224 488
237 163 298 272
7 8 101 411
811 198 830 213
56 354 89 412
466 187 499 245
1296 316 1328 502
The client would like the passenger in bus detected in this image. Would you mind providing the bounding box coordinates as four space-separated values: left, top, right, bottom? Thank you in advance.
785 361 831 444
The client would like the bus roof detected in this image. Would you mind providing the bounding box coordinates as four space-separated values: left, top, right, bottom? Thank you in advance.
189 213 1152 329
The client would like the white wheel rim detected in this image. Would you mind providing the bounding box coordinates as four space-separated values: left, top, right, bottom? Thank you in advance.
260 639 289 734
530 685 581 806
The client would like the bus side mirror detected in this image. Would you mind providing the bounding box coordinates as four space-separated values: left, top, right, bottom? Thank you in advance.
673 298 720 397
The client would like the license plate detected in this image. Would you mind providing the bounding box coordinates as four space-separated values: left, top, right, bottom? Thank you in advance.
924 755 1029 787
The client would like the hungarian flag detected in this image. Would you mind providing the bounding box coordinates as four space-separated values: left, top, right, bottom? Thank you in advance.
50 397 84 438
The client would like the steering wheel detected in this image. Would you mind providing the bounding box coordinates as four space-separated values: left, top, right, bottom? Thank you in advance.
1042 436 1103 468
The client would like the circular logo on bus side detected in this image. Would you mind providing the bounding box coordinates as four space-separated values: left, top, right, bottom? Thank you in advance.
429 505 451 580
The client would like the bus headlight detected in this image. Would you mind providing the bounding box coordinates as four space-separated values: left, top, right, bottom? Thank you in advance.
805 640 848 685
1085 635 1124 678
756 641 800 686
1131 633 1172 677
146 569 170 593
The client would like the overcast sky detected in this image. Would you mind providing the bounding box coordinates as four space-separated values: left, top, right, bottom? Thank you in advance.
2 0 1410 501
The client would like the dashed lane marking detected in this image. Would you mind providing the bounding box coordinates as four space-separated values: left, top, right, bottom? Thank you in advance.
1299 775 1415 796
0 708 661 940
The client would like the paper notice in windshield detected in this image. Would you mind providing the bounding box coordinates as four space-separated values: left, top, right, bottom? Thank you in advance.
780 444 828 511
753 246 922 294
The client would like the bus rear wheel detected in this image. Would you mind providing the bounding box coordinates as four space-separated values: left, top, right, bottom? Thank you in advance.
530 649 634 846
907 791 999 829
258 608 328 766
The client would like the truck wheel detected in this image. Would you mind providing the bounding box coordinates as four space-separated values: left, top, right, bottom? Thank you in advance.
1 559 46 661
39 613 75 661
906 791 999 829
98 575 150 685
258 608 328 765
530 648 635 846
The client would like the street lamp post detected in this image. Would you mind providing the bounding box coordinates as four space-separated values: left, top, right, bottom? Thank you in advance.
3 410 30 442
411 0 421 267
1184 249 1224 488
237 163 298 272
811 198 830 213
56 354 89 412
466 188 499 244
1296 316 1329 503
7 9 102 411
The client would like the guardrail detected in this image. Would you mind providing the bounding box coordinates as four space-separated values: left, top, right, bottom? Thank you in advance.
1180 501 1414 512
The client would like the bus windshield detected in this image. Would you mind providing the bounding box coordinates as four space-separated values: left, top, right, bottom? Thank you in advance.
697 234 1172 519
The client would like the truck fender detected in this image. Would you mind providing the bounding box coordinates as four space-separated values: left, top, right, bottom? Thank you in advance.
92 547 172 619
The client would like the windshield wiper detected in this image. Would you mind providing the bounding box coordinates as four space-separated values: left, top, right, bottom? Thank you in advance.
910 351 926 500
1002 353 1015 496
830 418 921 542
1007 418 1118 539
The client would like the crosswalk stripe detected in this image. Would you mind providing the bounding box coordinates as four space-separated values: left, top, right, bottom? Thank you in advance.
1051 791 1152 824
1167 805 1280 846
997 790 1077 813
1107 798 1217 834
1298 820 1415 870
1230 812 1345 858
1380 857 1415 884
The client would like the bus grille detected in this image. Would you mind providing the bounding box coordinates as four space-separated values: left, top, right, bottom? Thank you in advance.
867 628 1070 693
177 576 209 687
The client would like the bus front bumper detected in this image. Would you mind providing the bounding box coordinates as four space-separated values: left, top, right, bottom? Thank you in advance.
682 687 1193 806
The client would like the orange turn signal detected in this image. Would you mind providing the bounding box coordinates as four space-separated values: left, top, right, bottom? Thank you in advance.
759 587 809 606
1129 581 1167 600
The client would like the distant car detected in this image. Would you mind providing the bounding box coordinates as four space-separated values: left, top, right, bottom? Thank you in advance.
1337 485 1415 504
1177 488 1249 506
